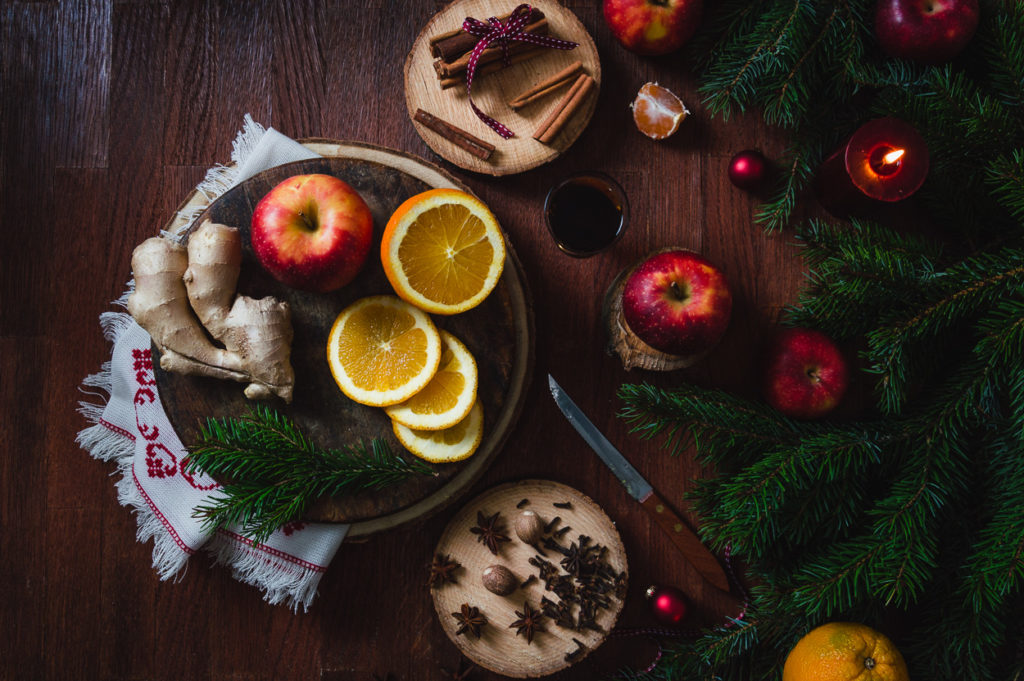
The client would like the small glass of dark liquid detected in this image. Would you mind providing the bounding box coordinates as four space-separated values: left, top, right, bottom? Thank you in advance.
544 172 629 257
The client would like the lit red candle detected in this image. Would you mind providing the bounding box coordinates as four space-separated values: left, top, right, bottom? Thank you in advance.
814 117 929 216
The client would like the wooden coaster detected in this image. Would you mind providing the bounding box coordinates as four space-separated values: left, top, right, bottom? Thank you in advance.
404 0 601 176
431 480 627 677
602 248 708 371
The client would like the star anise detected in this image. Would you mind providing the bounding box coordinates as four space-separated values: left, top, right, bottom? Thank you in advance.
560 540 584 576
428 553 462 588
451 603 487 638
509 600 545 644
469 510 510 555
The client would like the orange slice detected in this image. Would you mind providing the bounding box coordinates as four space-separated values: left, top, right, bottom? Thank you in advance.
384 331 478 431
393 399 484 463
326 295 442 407
632 82 689 140
381 188 506 315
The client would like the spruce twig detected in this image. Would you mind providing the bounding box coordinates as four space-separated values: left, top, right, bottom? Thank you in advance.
184 405 434 543
614 3 1024 679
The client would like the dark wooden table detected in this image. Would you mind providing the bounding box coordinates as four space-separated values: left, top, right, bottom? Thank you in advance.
1 2 799 679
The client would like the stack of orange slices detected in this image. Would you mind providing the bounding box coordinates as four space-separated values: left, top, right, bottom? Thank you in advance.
326 188 506 464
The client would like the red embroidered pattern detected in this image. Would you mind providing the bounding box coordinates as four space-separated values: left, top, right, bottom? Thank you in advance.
132 348 156 386
100 418 135 441
179 456 219 491
281 521 306 536
132 467 196 555
130 345 219 490
145 442 177 478
219 529 326 573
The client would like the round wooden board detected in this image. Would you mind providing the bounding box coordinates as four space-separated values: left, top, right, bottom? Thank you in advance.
404 0 601 176
431 480 627 677
156 142 534 539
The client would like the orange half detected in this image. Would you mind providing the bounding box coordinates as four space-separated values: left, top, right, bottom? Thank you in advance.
381 188 505 315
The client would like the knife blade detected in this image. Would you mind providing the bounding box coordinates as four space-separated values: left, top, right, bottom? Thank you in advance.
548 374 730 593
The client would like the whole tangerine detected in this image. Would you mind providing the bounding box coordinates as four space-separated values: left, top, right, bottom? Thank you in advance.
782 622 909 681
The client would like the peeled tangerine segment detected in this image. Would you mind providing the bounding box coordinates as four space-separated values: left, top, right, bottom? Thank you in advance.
327 295 442 407
632 82 689 140
393 399 484 463
384 330 478 431
382 188 505 315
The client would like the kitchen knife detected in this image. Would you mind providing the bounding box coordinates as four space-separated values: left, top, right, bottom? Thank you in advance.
548 374 730 593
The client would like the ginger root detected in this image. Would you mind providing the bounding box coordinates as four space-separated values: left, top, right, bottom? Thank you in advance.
127 220 295 402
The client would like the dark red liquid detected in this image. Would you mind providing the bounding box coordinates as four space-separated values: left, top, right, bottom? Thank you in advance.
545 177 625 255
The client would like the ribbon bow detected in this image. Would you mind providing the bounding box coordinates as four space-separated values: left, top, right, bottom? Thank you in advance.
462 4 578 139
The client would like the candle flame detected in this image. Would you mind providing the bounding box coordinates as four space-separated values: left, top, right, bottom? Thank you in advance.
883 148 905 165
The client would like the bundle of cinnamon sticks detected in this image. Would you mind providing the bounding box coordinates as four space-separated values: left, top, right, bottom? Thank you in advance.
428 9 550 90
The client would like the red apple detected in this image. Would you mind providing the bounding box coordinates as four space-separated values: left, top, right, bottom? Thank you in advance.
763 328 848 419
603 0 703 56
621 250 732 356
251 174 373 293
875 0 979 64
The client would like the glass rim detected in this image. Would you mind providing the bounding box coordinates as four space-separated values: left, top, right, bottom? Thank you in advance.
543 171 630 258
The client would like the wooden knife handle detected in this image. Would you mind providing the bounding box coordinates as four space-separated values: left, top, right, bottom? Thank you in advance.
640 490 731 593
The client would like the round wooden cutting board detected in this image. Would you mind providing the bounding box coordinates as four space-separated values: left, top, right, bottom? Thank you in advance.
156 142 534 538
431 480 628 677
405 0 601 176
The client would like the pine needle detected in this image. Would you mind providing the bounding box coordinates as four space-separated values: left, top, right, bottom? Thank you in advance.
184 405 434 543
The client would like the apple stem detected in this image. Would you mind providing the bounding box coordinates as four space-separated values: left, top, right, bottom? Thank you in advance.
669 280 687 302
298 210 316 232
807 368 821 383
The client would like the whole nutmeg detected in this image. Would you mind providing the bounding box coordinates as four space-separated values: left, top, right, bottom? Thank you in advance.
481 564 517 596
514 510 544 545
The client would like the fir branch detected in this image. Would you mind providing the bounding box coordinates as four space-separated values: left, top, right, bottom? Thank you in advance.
983 9 1024 108
698 428 886 558
754 136 821 231
761 3 842 126
618 382 803 462
988 151 1024 223
627 3 1024 679
865 251 1024 414
185 405 434 543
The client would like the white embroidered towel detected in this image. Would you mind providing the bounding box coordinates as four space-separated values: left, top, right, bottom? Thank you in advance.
77 117 347 611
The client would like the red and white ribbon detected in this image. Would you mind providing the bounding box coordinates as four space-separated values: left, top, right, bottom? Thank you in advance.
462 4 578 138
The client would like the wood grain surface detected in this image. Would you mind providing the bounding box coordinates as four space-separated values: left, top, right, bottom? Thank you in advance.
1 1 801 680
157 151 532 528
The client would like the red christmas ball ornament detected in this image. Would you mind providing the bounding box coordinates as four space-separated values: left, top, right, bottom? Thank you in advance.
645 584 688 625
728 150 769 192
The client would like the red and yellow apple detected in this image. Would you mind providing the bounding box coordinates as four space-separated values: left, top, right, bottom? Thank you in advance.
763 327 848 419
251 174 373 293
621 249 732 357
875 0 979 64
603 0 703 56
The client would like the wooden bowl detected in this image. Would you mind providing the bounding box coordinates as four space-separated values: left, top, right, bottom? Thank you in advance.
157 141 534 539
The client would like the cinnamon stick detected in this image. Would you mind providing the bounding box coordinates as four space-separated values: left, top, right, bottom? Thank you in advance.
429 9 545 62
533 73 595 144
413 109 495 161
439 46 547 90
434 18 549 79
508 61 584 110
